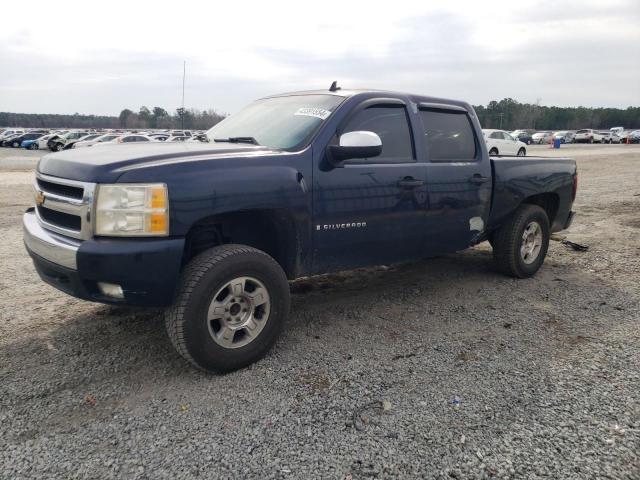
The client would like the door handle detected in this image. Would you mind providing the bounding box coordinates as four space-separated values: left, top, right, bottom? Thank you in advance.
397 177 425 188
469 174 490 185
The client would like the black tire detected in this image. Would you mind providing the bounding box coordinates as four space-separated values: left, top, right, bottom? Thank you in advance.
28 143 38 150
517 147 526 157
12 141 19 148
589 138 594 144
489 148 499 156
491 204 550 278
165 244 290 373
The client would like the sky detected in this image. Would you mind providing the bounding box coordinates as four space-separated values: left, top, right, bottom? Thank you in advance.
1 0 639 116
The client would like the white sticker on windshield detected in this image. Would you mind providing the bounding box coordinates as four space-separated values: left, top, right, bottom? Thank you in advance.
294 107 332 120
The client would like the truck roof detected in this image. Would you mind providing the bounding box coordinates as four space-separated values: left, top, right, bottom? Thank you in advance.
263 88 474 112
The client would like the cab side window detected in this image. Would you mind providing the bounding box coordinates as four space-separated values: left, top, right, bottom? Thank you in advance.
343 106 414 162
419 109 477 162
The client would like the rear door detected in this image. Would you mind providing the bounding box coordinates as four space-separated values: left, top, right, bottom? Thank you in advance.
418 105 492 253
312 99 429 272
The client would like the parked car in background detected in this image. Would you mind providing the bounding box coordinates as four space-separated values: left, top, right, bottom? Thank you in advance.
166 135 189 142
73 133 121 148
63 133 103 150
148 133 171 141
630 130 640 144
21 134 47 150
95 134 154 145
610 127 624 136
552 131 575 144
0 133 24 147
600 131 621 144
37 133 62 150
512 131 533 145
49 131 90 151
169 130 192 137
483 129 527 156
10 132 44 148
574 129 604 143
0 129 25 141
531 131 553 144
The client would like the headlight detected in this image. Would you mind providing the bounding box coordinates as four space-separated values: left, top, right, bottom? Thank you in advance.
95 184 169 236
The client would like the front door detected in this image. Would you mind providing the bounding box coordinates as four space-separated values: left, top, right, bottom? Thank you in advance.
312 102 428 273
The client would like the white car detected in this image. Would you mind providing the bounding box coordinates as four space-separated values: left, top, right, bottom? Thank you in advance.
73 133 122 148
600 131 621 144
574 129 604 143
36 133 60 150
94 134 155 145
552 131 575 144
166 135 189 142
531 131 553 144
483 129 527 156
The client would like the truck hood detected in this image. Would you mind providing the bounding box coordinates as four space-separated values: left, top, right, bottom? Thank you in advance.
37 142 278 183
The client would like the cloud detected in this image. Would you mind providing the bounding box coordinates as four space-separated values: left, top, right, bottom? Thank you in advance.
0 0 638 115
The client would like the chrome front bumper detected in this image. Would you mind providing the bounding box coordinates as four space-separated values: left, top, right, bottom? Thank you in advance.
23 210 80 269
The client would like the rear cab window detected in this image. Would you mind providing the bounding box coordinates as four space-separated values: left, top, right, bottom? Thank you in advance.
418 108 478 162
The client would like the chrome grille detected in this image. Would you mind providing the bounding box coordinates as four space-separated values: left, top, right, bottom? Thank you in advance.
34 173 96 240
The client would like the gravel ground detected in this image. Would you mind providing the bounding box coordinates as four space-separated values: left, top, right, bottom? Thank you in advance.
1 144 639 479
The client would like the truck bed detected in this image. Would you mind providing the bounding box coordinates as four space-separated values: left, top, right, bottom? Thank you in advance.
488 156 577 233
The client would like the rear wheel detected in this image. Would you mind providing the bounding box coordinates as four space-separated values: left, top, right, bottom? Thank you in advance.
491 205 550 278
28 143 38 150
12 141 19 148
165 244 290 373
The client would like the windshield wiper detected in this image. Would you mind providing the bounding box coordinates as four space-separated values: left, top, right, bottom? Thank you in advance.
213 136 260 145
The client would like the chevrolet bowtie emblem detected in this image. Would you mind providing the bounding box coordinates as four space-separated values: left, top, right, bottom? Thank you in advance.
35 190 45 207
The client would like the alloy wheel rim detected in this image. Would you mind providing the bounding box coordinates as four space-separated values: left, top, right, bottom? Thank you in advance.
520 221 543 264
206 276 270 349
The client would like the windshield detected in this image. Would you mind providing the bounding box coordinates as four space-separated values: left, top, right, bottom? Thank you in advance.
206 94 345 149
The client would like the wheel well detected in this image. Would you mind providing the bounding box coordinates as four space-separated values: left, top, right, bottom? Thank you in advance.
183 210 300 279
522 193 559 225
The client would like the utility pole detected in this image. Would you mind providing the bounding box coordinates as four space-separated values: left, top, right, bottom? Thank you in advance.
498 112 504 129
181 60 186 130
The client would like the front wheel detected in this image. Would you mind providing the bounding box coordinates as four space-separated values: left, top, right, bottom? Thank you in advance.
491 205 550 278
165 244 290 373
517 148 526 156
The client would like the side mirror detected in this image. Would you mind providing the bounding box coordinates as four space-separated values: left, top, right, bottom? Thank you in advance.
327 131 382 167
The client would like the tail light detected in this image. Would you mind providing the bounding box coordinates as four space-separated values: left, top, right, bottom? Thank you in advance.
572 171 578 201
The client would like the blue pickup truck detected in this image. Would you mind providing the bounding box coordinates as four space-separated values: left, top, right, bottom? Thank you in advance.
24 86 577 372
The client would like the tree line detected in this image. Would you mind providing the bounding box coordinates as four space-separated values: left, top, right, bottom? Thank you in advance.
474 99 640 130
2 100 639 131
0 107 226 131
